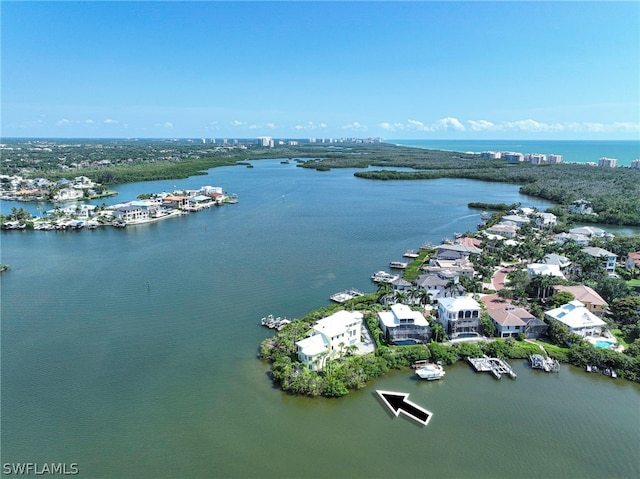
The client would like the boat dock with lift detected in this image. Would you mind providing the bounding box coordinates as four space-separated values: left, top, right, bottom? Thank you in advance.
330 288 365 303
529 354 560 372
467 355 517 379
260 314 291 330
371 271 399 283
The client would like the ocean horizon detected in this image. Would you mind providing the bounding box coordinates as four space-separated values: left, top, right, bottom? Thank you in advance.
389 139 640 166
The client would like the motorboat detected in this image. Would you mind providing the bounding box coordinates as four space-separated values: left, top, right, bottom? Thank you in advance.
415 363 446 380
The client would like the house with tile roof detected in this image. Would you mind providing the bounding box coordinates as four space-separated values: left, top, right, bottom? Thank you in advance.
625 251 640 271
488 306 533 338
553 285 608 317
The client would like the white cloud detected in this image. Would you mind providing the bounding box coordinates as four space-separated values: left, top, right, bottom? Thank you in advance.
104 118 119 125
164 122 173 129
56 119 71 126
85 119 95 125
467 119 496 131
407 119 426 130
435 117 466 131
340 121 367 131
294 121 328 130
231 120 246 126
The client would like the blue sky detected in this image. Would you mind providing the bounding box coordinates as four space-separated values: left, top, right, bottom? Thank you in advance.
2 1 639 139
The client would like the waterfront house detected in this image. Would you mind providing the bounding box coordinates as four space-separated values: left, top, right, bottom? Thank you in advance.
437 295 482 339
554 232 590 246
377 304 431 345
389 276 413 293
485 223 518 238
435 244 482 261
570 226 606 239
500 214 530 228
422 259 475 278
553 285 608 317
581 246 617 274
544 300 606 337
296 310 363 371
162 195 189 209
53 187 84 201
114 205 149 223
568 199 594 215
488 306 533 338
625 251 640 271
416 271 465 304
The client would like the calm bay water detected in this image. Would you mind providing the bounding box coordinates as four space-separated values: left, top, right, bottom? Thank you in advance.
390 139 640 166
1 160 639 478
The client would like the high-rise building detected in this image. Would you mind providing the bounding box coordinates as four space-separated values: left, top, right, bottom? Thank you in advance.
257 136 274 147
598 157 618 168
631 159 640 169
548 154 563 164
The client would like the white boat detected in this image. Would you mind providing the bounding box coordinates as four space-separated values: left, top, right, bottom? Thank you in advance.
389 261 408 269
228 193 239 204
371 271 399 283
415 363 446 380
481 211 490 220
403 249 419 258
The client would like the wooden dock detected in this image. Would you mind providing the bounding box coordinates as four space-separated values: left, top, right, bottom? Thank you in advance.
467 355 517 379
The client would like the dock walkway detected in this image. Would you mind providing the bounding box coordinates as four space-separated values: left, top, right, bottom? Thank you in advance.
467 355 517 379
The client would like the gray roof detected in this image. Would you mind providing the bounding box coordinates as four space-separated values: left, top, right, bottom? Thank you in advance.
436 244 482 254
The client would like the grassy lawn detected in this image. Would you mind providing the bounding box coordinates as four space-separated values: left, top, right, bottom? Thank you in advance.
610 329 630 349
529 339 571 360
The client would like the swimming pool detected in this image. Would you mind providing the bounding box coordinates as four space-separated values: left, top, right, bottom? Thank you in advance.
594 340 614 349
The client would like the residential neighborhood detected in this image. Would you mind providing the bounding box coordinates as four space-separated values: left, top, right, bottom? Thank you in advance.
266 204 640 393
1 185 236 230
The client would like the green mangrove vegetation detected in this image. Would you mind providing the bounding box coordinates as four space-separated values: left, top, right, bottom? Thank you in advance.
5 139 639 225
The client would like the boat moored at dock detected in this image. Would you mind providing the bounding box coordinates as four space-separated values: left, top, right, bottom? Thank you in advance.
389 261 408 269
261 314 291 330
371 271 399 283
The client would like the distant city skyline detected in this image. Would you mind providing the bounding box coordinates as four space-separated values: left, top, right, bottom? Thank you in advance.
2 1 639 140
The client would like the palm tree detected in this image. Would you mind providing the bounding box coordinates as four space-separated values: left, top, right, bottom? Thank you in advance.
408 287 421 305
394 290 407 304
376 281 393 305
417 288 432 307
